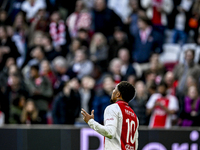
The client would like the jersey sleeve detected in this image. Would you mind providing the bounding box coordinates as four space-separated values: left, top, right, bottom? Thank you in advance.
168 95 179 111
146 94 159 109
88 104 118 139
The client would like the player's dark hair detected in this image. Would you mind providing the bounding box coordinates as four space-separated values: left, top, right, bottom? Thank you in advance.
117 81 136 103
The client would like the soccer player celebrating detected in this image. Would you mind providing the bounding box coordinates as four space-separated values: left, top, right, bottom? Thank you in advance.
81 81 139 150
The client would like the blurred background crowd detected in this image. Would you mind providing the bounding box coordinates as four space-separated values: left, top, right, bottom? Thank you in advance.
0 0 200 128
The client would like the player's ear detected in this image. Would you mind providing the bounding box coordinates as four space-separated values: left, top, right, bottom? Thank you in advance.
116 91 121 98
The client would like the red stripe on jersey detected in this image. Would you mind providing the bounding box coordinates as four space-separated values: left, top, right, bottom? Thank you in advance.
116 101 138 150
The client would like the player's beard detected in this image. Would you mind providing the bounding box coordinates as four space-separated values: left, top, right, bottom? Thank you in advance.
110 99 115 104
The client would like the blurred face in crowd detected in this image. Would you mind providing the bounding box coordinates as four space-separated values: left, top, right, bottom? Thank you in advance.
185 50 194 64
33 32 43 46
164 71 174 87
114 30 125 42
42 35 51 47
8 75 20 87
75 0 84 12
186 76 196 88
6 26 14 37
188 86 198 99
81 76 95 89
41 60 51 74
6 57 15 68
8 65 18 76
137 19 148 30
30 68 39 78
135 81 146 96
129 0 138 11
118 48 130 63
71 39 81 51
0 10 7 22
75 50 86 62
0 26 7 39
158 85 167 96
25 101 35 113
127 75 136 86
51 11 60 22
95 0 106 12
14 13 24 28
70 78 80 90
31 47 44 60
103 77 115 94
93 33 105 47
110 59 122 75
77 30 88 40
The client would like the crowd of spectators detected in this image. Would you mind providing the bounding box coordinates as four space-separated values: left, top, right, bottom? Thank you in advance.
0 0 200 128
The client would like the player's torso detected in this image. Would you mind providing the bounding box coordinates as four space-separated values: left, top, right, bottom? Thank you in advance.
105 101 138 150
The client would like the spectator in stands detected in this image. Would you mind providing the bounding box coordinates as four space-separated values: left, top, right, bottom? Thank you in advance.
22 46 46 77
146 82 179 128
0 10 10 25
108 58 122 84
127 74 137 86
41 33 61 61
66 38 82 66
91 0 123 37
25 65 53 123
4 73 28 122
141 0 173 34
92 75 115 124
173 49 200 94
52 56 76 94
12 12 28 68
117 48 136 80
40 60 57 88
23 31 44 68
49 11 67 52
129 81 148 125
30 8 49 33
142 53 166 84
164 71 177 96
71 49 94 79
179 85 200 126
66 0 91 38
52 80 81 124
76 28 90 48
128 0 141 36
89 32 108 71
108 26 130 60
131 15 163 65
21 100 41 124
171 0 193 45
189 0 200 42
21 0 46 22
76 76 95 124
9 95 26 124
0 25 20 71
26 46 46 67
0 58 16 93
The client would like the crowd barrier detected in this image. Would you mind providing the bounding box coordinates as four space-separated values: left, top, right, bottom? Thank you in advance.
0 125 200 150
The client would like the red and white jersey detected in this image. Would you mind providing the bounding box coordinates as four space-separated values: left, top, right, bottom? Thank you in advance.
88 101 139 150
146 93 179 128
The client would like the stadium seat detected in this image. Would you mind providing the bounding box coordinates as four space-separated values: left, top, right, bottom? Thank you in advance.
159 43 181 71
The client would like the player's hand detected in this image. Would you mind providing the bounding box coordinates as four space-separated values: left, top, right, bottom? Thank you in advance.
81 108 94 124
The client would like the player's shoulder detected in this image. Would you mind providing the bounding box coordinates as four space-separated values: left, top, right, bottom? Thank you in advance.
105 103 120 113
